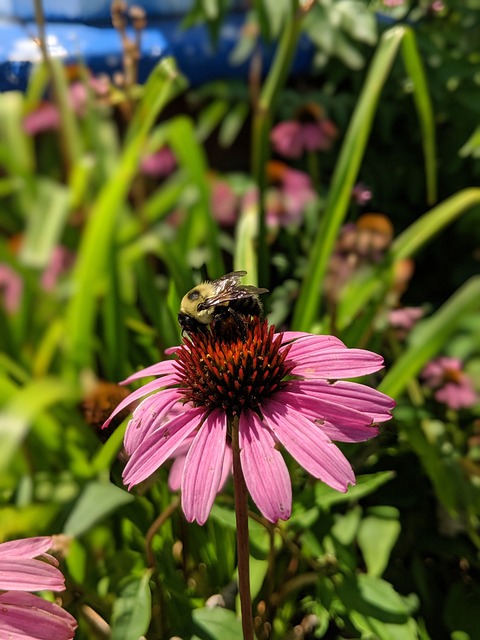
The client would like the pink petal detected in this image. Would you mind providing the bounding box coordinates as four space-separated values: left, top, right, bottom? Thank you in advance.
279 388 374 428
315 419 378 443
0 559 65 592
124 389 184 454
288 346 384 379
0 537 52 560
279 333 344 350
181 410 228 525
122 359 178 383
122 406 205 488
101 375 179 431
262 399 355 491
0 591 76 640
287 379 395 422
168 455 186 492
239 410 292 522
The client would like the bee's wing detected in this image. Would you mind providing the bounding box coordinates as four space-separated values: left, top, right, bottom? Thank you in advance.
200 277 268 310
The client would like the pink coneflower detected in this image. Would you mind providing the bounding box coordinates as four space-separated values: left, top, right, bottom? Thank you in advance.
0 536 77 639
421 357 478 410
103 317 395 525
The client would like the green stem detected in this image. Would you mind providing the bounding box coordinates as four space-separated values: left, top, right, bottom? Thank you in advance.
231 415 254 640
251 1 305 288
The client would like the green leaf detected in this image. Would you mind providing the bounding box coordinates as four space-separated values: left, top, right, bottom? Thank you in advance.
218 102 249 148
19 178 70 268
400 28 437 204
0 377 79 472
234 195 261 285
193 607 244 640
357 508 401 577
292 26 408 331
337 574 416 622
315 472 395 509
63 480 134 536
111 570 153 640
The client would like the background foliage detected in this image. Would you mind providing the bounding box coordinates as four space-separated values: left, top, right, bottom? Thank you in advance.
1 1 480 638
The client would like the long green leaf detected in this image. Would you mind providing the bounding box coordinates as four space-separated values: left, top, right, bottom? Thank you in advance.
292 26 407 331
401 29 437 204
379 276 480 398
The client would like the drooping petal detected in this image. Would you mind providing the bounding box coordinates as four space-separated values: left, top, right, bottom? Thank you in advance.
0 537 52 560
288 345 384 379
290 379 395 422
263 399 355 491
123 406 206 488
181 410 228 525
122 359 178 383
0 591 76 640
101 375 179 431
124 389 184 454
239 410 292 522
0 559 66 592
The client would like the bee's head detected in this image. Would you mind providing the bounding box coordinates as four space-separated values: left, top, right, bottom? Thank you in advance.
178 312 201 335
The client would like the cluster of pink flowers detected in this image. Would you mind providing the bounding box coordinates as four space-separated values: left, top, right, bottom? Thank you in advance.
0 536 76 639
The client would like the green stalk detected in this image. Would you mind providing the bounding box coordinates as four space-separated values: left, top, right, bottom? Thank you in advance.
251 1 305 288
231 415 255 640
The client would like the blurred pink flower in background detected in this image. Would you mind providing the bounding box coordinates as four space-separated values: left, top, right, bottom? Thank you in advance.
210 178 239 227
266 161 316 227
389 307 424 332
271 116 338 159
140 146 176 178
421 357 478 410
0 263 23 314
0 536 77 639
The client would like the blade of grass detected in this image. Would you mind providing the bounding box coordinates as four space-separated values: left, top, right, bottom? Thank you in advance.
292 26 407 332
401 28 437 205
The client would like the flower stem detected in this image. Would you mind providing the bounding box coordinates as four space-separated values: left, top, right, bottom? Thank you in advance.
231 415 255 640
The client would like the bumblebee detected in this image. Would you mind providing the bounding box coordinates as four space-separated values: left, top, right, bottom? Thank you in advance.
178 271 268 336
